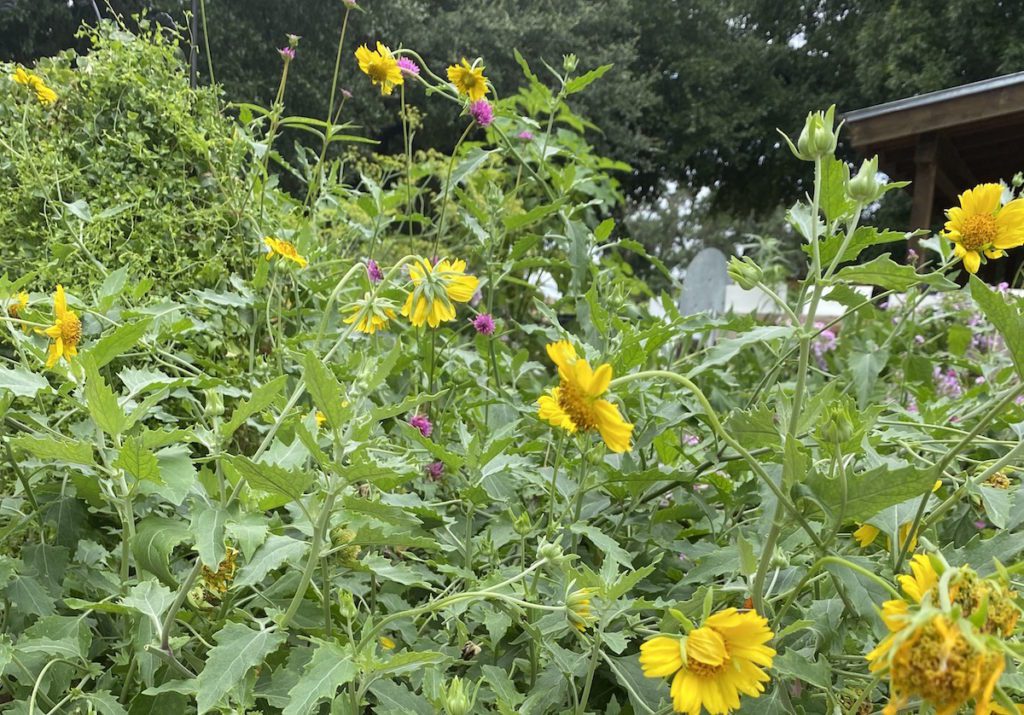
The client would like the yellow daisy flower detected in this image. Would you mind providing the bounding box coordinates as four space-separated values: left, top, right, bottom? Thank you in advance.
943 183 1024 274
36 285 82 368
8 292 29 318
355 42 403 96
639 608 776 715
11 67 57 105
447 58 488 102
315 411 327 428
263 237 308 268
566 587 597 632
897 554 939 604
344 293 398 335
400 257 478 328
11 66 32 87
536 340 633 453
379 635 396 650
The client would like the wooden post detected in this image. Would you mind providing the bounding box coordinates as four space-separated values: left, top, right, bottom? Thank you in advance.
908 132 939 260
190 0 200 89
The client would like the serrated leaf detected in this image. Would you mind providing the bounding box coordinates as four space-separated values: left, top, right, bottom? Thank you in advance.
811 464 936 523
834 254 957 292
132 516 190 587
83 356 128 436
503 202 563 232
195 623 286 713
189 503 227 568
234 535 308 588
0 366 49 398
970 276 1024 378
688 326 794 377
564 63 612 94
12 434 94 466
88 318 153 370
303 352 346 430
121 580 175 633
811 226 905 266
226 455 314 504
819 156 855 223
114 437 161 483
282 641 355 715
220 375 289 439
569 523 631 567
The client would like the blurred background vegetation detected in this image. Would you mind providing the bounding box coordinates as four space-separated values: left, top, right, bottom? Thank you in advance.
3 0 1023 283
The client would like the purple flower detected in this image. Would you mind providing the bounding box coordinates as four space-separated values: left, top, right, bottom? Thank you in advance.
472 313 495 336
997 281 1010 293
366 259 383 283
933 366 963 399
683 433 700 447
906 248 918 263
425 460 444 480
469 99 494 127
974 519 988 530
409 414 432 438
397 57 420 76
914 334 925 345
516 130 534 141
278 47 296 61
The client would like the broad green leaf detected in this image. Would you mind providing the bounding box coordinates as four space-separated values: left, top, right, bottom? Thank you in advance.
688 326 794 377
970 276 1024 378
503 202 563 232
773 650 831 689
834 254 957 292
2 576 56 616
83 356 128 436
282 641 355 715
811 464 936 523
78 691 129 715
195 623 286 714
811 226 905 266
11 434 94 466
369 389 447 423
121 580 175 633
226 455 314 504
189 503 227 568
88 318 153 370
368 680 435 715
132 516 190 587
220 374 289 439
848 345 889 408
302 351 346 430
564 63 612 94
114 437 161 483
0 366 48 398
819 156 855 224
948 532 1024 576
569 524 631 567
234 535 308 588
725 405 779 449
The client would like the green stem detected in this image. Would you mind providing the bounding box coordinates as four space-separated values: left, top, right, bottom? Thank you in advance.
775 556 901 625
280 490 337 629
432 123 474 257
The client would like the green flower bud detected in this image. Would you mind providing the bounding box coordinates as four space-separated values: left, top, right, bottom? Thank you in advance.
203 388 224 418
727 256 764 290
790 105 840 161
338 590 357 620
443 676 474 715
846 156 884 204
537 539 564 563
818 403 855 445
512 511 533 537
562 54 579 74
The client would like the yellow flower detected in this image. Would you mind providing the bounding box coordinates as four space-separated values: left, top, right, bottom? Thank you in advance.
36 285 82 368
855 522 918 551
11 66 57 105
872 614 1004 715
898 554 939 604
344 294 397 335
943 183 1024 274
536 340 633 453
640 608 775 715
567 587 597 632
355 42 403 96
401 257 478 328
263 237 308 268
379 635 396 650
447 58 488 102
315 411 327 428
8 291 29 319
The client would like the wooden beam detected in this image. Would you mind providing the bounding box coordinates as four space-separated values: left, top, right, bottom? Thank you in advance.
909 133 938 242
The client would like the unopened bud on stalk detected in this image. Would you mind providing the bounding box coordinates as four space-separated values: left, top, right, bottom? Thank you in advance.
787 105 840 161
512 511 532 536
538 539 565 563
203 388 224 418
727 256 764 290
442 676 475 715
846 156 884 204
562 54 579 74
338 590 357 620
818 403 855 445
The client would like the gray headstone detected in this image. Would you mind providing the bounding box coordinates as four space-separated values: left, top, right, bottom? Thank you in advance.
679 247 727 316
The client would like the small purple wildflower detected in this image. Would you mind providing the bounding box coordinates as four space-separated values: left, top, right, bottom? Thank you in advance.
516 130 534 141
425 460 444 481
975 375 986 385
1017 394 1024 406
469 99 494 127
914 334 925 345
811 322 837 368
974 519 988 530
683 433 700 447
933 366 963 399
472 313 495 336
409 414 433 438
278 47 296 61
366 259 383 283
906 248 918 263
397 57 420 76
997 281 1010 293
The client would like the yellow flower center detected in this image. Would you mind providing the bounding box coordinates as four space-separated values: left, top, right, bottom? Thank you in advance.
366 58 392 84
959 214 998 251
557 380 597 431
461 73 481 93
685 627 730 678
686 655 727 678
60 312 82 346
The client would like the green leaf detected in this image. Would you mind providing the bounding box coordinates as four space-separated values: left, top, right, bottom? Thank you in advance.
819 156 855 224
234 535 307 588
834 254 957 292
83 356 128 436
848 345 889 408
189 503 227 569
689 326 794 377
88 318 153 370
0 366 49 398
503 202 563 232
114 437 161 483
282 641 355 715
220 375 289 439
812 226 905 266
121 579 176 633
725 405 780 449
569 524 631 567
78 691 129 715
302 352 346 430
225 455 314 505
132 516 190 587
195 623 286 714
564 63 612 94
810 464 936 523
970 276 1024 378
11 434 94 466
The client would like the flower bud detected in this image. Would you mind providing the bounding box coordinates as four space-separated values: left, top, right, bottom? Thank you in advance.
442 676 474 715
512 511 532 536
562 54 579 74
338 590 357 620
818 403 854 445
727 256 764 290
846 156 884 204
203 388 224 418
537 539 564 563
566 587 597 632
790 105 840 161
